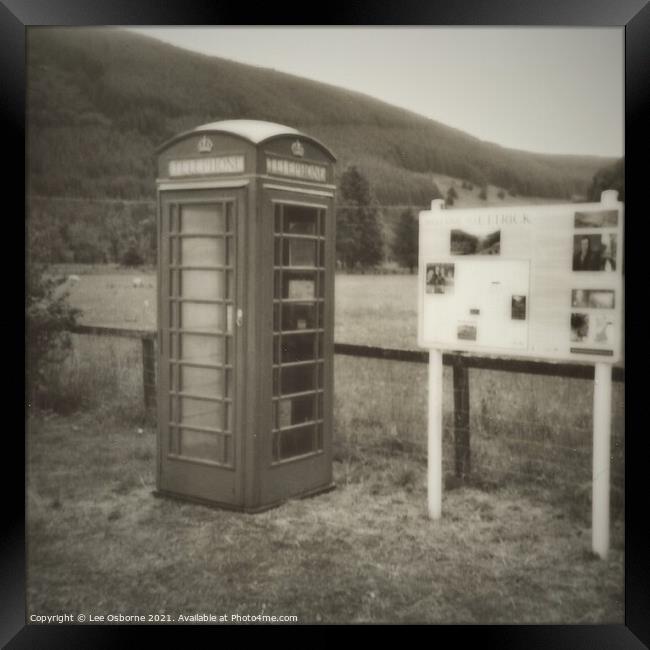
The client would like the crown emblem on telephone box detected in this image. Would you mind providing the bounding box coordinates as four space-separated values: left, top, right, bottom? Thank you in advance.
198 135 214 153
291 140 305 157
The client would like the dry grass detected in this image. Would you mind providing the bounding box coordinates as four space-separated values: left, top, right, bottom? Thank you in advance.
26 408 624 624
26 269 624 624
26 351 624 624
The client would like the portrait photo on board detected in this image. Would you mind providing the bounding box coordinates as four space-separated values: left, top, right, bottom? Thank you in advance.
450 228 501 255
572 234 617 271
425 263 455 294
570 312 589 342
574 209 618 228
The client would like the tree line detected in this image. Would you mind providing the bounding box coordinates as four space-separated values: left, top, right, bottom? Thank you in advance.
28 155 624 272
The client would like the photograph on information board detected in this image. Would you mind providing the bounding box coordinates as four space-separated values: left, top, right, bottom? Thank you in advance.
450 228 501 255
425 263 455 294
574 209 619 228
570 312 590 342
572 234 617 271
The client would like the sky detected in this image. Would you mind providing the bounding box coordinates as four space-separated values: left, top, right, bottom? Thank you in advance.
128 27 624 158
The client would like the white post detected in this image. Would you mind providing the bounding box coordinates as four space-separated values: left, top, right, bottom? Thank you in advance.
592 362 612 559
427 349 444 519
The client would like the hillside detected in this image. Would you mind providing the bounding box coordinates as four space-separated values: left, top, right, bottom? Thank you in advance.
27 27 613 206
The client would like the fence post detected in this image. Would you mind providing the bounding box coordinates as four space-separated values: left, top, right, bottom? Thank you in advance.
452 355 471 480
427 349 443 519
142 336 156 420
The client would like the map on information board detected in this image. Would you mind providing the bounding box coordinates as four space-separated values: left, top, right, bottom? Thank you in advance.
417 192 624 364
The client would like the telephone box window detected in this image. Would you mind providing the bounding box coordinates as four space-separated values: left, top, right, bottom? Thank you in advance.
165 200 235 468
272 202 325 462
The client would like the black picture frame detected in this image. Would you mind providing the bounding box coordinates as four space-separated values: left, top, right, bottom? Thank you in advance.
12 1 649 646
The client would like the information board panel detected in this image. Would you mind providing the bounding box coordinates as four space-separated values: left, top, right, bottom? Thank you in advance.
417 192 623 363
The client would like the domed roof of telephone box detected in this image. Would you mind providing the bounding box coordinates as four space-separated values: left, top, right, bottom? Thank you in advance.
157 119 336 160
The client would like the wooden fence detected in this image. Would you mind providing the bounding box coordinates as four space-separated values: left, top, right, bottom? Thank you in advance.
71 324 625 480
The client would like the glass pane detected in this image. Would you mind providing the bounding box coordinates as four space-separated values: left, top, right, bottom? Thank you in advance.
181 365 223 397
276 395 314 428
274 204 282 234
170 237 179 265
170 396 180 424
224 368 233 398
285 239 316 267
181 237 226 267
181 302 225 331
226 270 234 300
180 429 221 462
280 425 316 460
273 303 280 331
274 238 282 266
181 204 225 233
180 334 225 364
283 272 315 300
272 432 281 462
282 333 315 362
273 334 280 364
225 203 233 232
180 397 224 429
281 364 315 395
225 403 232 431
283 205 317 235
282 303 315 331
181 270 225 300
274 270 282 299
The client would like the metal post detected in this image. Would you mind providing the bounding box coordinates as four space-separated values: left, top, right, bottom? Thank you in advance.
592 362 612 559
428 349 443 519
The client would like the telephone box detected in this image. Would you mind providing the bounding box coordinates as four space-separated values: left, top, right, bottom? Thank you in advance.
154 120 336 511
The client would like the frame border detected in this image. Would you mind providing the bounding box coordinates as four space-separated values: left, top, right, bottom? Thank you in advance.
12 0 649 646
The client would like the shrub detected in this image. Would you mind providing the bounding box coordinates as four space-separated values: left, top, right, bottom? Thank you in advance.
121 243 145 267
26 264 81 407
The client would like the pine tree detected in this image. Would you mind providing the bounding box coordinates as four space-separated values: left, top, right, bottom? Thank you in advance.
336 166 383 270
391 209 418 273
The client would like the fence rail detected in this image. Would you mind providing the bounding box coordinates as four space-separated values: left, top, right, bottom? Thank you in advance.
70 323 624 482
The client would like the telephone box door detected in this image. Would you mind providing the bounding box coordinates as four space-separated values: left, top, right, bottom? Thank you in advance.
258 189 335 504
157 188 245 506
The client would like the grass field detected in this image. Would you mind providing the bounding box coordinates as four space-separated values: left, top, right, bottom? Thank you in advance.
27 352 624 624
59 267 420 347
27 267 625 624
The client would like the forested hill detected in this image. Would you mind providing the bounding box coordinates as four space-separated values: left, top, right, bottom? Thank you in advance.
28 27 613 205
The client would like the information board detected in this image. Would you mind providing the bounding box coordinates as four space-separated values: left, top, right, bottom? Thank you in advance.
417 192 623 363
